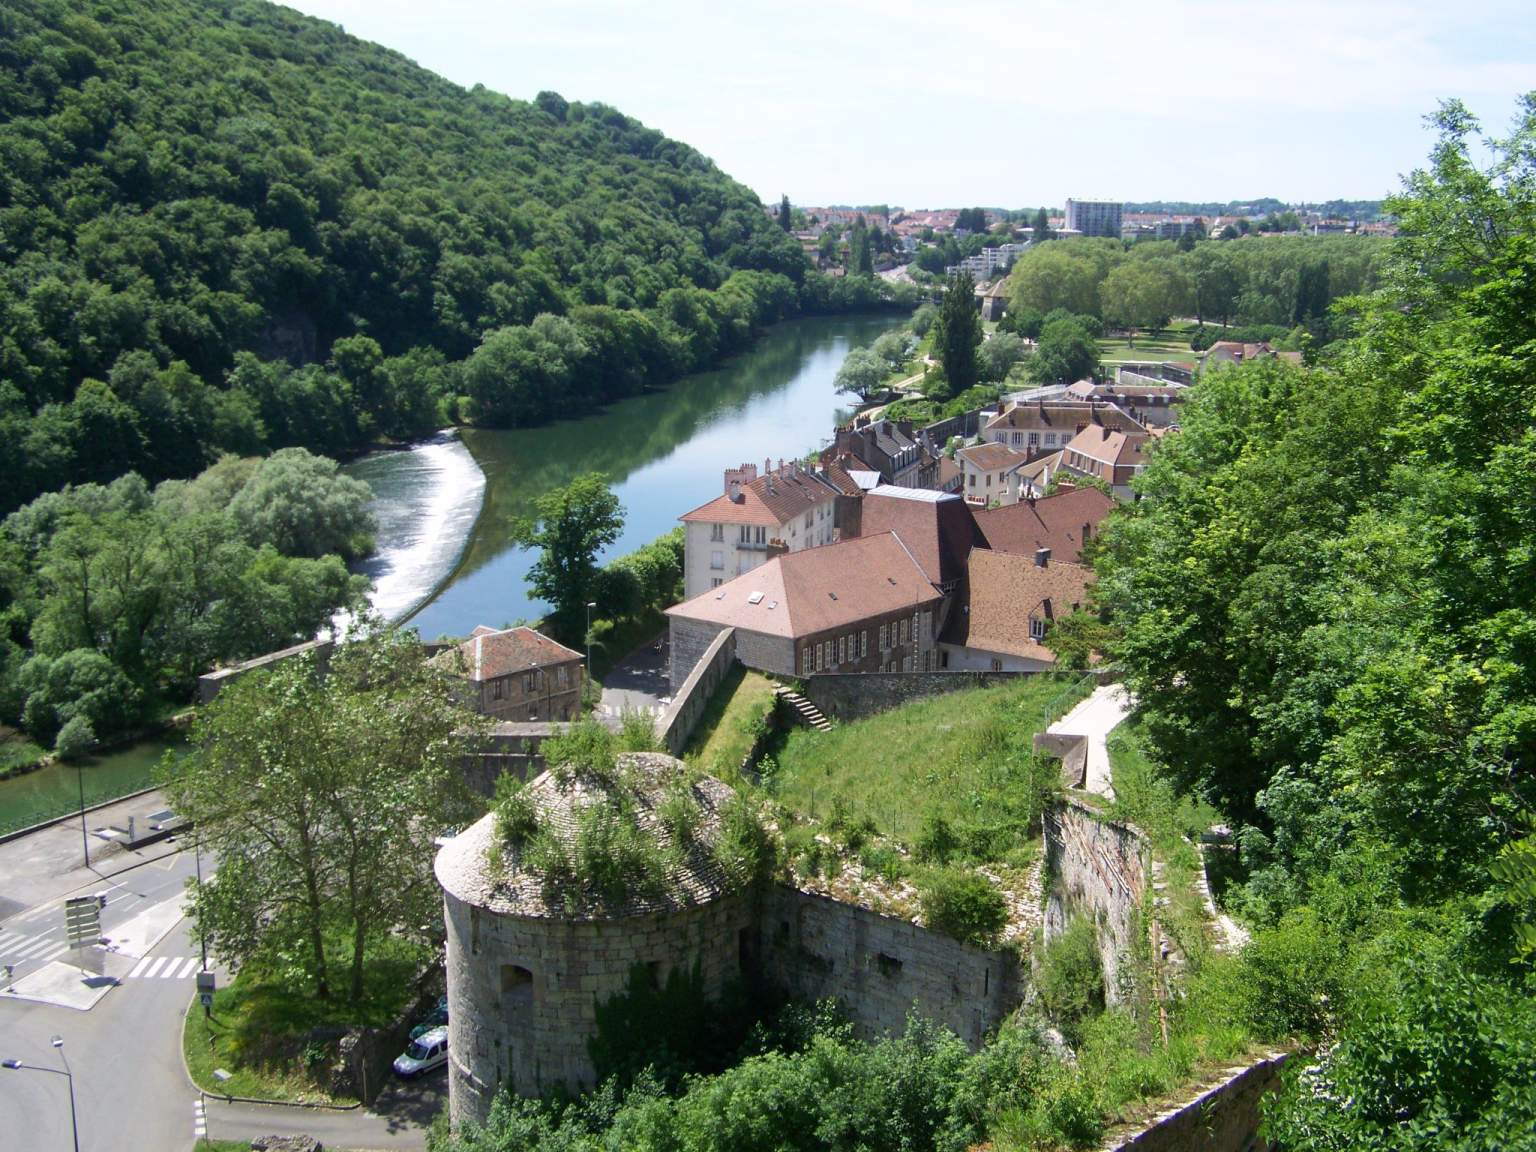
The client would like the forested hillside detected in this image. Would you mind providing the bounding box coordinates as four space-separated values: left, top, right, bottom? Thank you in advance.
0 0 885 514
1098 100 1536 1145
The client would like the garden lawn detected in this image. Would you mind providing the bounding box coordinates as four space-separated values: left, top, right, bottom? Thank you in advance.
683 665 777 781
183 936 429 1105
766 675 1092 848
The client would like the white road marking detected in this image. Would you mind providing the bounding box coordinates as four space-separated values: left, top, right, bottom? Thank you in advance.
173 957 200 979
140 956 168 979
0 931 24 948
128 955 153 978
34 942 69 963
13 936 58 960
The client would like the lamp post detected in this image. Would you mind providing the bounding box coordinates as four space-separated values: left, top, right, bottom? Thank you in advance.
194 831 208 972
76 759 88 870
585 601 597 697
3 1034 80 1152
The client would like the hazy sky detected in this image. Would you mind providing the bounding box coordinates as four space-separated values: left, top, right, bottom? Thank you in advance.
283 0 1531 209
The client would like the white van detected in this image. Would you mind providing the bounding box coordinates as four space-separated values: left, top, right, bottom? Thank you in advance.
392 1025 448 1078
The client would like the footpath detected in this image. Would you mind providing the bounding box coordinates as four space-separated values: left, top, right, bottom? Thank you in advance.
1047 684 1132 799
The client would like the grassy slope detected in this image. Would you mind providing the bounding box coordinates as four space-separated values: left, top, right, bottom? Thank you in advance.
683 665 777 781
769 675 1091 846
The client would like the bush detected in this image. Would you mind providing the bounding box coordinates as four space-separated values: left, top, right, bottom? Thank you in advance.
918 868 1007 947
1238 905 1342 1039
53 715 97 761
1035 916 1105 1045
492 772 538 848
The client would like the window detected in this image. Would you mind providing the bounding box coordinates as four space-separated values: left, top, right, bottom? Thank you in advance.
899 617 910 644
991 657 1004 672
815 643 824 672
921 611 932 641
523 672 535 693
802 646 812 674
755 526 766 544
557 666 568 688
1028 432 1040 447
1030 616 1049 642
805 512 814 529
739 525 751 543
528 705 539 720
1011 431 1023 446
968 474 976 488
1044 433 1057 446
711 550 724 570
712 577 723 589
985 474 992 488
879 622 888 650
860 631 868 658
837 636 846 664
501 965 533 1008
710 524 724 542
492 679 504 700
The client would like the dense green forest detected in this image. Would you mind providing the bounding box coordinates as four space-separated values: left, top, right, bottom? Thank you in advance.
1098 100 1536 1146
0 0 904 516
1003 232 1385 341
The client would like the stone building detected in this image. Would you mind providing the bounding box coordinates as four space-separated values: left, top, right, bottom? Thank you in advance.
432 625 584 722
436 753 756 1125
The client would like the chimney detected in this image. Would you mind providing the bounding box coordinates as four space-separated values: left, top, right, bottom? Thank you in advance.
1034 547 1051 568
995 398 1007 415
1102 426 1112 441
1027 494 1037 508
474 634 483 679
728 479 742 502
766 539 789 559
724 462 756 501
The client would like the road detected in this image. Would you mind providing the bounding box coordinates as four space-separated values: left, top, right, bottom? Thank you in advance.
0 845 440 1150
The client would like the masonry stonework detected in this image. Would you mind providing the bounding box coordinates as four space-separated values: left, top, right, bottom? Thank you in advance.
759 887 1025 1046
1043 797 1150 1004
1105 1053 1289 1152
804 669 1036 722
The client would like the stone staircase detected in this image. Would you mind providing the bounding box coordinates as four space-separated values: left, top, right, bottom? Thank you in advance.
775 685 833 733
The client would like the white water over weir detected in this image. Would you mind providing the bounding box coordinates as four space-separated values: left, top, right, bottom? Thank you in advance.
344 430 486 631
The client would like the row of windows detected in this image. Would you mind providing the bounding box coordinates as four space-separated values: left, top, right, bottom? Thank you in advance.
489 666 572 700
800 613 932 675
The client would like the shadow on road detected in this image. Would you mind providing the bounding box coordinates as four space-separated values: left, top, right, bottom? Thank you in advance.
374 1069 447 1132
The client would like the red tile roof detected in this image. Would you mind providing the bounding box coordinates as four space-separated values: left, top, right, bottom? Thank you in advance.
436 626 582 682
944 550 1092 663
665 532 940 639
972 486 1114 563
859 488 983 587
680 465 840 528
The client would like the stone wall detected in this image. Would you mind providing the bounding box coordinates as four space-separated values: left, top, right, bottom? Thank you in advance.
1105 1053 1289 1152
461 722 570 797
668 616 728 689
658 627 736 756
443 888 757 1127
1034 732 1089 789
802 669 1037 722
1043 796 1150 1004
333 974 443 1105
197 638 333 703
759 887 1025 1047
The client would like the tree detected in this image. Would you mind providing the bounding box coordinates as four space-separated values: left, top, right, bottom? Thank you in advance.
1028 313 1099 385
514 473 625 643
934 272 982 399
833 348 887 402
869 331 914 371
226 448 376 561
1098 262 1180 345
1033 208 1053 243
976 332 1026 383
163 631 482 1002
1007 240 1121 318
777 195 792 232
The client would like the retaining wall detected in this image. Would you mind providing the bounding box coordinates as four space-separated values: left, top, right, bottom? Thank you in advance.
1042 796 1150 1004
657 628 736 756
759 887 1025 1047
1105 1053 1289 1152
802 669 1036 722
197 638 333 703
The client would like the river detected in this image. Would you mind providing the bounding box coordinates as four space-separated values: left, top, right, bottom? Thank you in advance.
351 314 902 639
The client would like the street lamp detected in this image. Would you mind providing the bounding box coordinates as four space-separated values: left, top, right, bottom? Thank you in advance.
3 1034 80 1152
585 601 597 703
76 758 88 870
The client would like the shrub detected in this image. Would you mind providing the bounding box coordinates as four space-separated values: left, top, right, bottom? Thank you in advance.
53 715 97 761
918 867 1007 947
1035 916 1105 1046
712 796 775 889
916 813 960 863
615 708 661 752
1238 905 1342 1039
541 716 618 784
492 773 538 848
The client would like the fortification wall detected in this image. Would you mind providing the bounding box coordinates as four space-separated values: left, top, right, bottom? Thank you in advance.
759 887 1025 1047
1105 1053 1289 1152
803 669 1036 722
443 887 756 1127
197 638 333 703
657 627 736 755
1043 796 1150 1004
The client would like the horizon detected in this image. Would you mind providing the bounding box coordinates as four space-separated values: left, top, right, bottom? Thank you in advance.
278 0 1530 208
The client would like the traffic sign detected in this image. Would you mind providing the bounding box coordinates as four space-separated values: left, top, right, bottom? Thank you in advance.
63 896 102 949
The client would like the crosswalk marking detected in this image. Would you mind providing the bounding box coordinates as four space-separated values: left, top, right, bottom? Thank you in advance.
124 955 201 979
35 943 69 964
13 936 58 960
0 931 25 949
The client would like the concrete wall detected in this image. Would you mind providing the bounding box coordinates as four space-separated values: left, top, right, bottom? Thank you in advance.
1034 732 1089 788
1105 1053 1289 1152
759 887 1025 1047
939 644 1056 674
461 722 570 798
669 616 728 689
658 627 737 755
1043 797 1150 1005
197 638 333 703
802 669 1037 722
444 888 757 1126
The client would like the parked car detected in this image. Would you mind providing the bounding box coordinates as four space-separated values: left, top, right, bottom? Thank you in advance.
392 1025 448 1078
409 995 449 1040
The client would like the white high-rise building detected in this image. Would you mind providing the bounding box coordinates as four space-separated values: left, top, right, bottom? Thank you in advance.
1065 199 1123 238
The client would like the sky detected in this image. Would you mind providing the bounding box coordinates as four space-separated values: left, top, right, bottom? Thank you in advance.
282 0 1532 209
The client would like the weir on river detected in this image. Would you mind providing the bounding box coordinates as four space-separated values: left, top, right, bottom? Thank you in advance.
349 314 903 639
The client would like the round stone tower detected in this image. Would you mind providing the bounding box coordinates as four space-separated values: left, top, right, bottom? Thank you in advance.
435 752 757 1128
